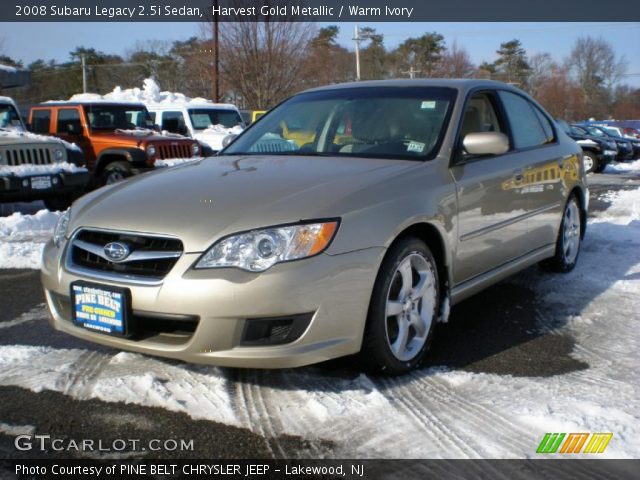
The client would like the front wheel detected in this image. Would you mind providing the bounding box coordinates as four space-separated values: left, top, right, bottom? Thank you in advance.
102 161 133 185
541 195 582 273
361 237 439 375
582 151 597 174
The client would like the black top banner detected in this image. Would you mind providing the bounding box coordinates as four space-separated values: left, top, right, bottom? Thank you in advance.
4 0 640 22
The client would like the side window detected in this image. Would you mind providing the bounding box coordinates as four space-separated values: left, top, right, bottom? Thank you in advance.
31 109 51 134
532 105 555 143
498 91 551 149
161 111 187 135
56 108 82 135
460 93 502 140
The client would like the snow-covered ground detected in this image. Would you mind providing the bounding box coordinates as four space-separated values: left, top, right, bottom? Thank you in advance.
0 169 638 458
0 209 62 269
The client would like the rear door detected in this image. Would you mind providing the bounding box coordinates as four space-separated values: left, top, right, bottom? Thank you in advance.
55 107 94 165
451 91 535 284
496 90 566 250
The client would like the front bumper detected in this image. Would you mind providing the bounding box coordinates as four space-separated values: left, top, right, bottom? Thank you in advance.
41 240 384 368
598 150 616 165
0 171 89 202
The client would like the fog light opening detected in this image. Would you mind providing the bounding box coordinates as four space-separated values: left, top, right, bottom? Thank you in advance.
241 313 313 346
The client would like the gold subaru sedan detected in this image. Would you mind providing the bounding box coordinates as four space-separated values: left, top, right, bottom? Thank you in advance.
41 80 587 375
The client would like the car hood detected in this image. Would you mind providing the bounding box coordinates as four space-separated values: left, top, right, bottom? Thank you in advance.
70 155 416 252
90 131 194 145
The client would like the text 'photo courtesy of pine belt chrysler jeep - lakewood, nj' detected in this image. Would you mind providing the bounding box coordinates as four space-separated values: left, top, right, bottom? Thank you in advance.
41 79 588 375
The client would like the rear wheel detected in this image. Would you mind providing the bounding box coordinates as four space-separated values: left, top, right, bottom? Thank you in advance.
102 161 133 185
541 195 582 273
361 237 439 375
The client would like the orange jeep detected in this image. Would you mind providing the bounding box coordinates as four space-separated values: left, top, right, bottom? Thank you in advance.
29 102 200 185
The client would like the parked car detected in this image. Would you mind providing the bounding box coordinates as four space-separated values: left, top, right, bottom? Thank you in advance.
622 127 640 139
1 96 88 210
596 125 640 157
147 103 245 153
41 79 587 375
28 102 200 185
573 124 636 161
239 109 267 125
556 120 616 173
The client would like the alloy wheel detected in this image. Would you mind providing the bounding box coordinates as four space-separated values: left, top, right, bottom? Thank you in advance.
384 253 437 362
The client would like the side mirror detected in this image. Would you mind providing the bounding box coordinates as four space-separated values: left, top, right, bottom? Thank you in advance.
222 134 237 148
462 132 509 156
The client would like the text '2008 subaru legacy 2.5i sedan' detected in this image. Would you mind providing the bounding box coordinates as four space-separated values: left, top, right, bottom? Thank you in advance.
41 80 587 375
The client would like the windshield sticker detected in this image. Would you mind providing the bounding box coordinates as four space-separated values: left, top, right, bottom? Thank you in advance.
407 141 425 153
421 101 436 110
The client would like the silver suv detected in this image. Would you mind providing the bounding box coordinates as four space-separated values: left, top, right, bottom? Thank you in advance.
41 80 587 374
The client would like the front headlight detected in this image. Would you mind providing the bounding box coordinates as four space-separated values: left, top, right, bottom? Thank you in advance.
192 143 200 156
195 220 339 272
53 149 64 161
146 144 156 157
53 209 71 248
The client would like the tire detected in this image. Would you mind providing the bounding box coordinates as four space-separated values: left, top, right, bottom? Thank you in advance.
102 161 133 185
361 237 440 375
582 151 598 174
541 195 582 273
43 195 73 211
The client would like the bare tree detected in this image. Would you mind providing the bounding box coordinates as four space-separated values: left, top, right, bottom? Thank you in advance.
528 52 554 96
207 19 313 109
568 36 627 116
439 41 475 78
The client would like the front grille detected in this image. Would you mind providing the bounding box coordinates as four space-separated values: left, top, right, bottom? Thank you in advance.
69 229 183 281
157 143 191 159
1 147 52 166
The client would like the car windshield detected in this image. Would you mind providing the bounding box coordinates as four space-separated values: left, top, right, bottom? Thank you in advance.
584 126 606 137
188 108 243 130
0 104 24 129
86 104 154 131
222 86 457 160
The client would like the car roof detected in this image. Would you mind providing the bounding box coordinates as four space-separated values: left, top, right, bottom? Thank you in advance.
301 78 523 95
35 101 146 107
146 103 238 110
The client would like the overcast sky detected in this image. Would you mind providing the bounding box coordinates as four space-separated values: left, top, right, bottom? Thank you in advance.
1 22 639 86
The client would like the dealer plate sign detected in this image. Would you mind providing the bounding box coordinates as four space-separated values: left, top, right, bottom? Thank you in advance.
30 176 52 189
71 282 129 336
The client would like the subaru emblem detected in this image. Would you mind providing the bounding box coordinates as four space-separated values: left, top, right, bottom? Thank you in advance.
104 242 130 262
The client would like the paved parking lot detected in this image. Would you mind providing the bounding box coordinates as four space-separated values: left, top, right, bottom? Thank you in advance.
0 169 639 460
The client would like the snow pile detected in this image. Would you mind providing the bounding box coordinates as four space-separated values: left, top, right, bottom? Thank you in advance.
204 124 244 135
0 162 87 177
604 159 640 174
0 209 62 269
67 78 234 109
154 157 201 168
0 127 82 153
